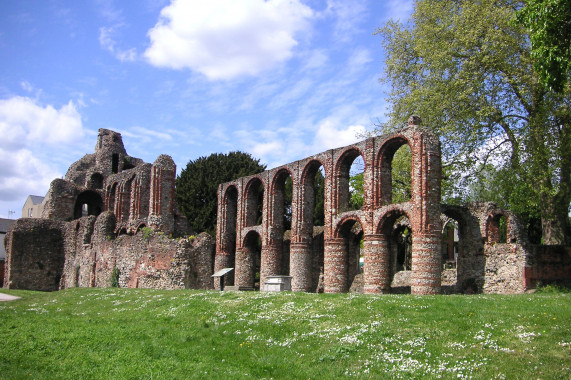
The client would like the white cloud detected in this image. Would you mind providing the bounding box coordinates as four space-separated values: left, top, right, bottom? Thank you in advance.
144 0 314 80
99 25 136 62
313 119 366 151
0 96 84 150
0 96 85 217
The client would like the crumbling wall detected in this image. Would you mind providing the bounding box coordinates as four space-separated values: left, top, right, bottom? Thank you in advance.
525 245 571 288
59 212 214 290
3 219 66 291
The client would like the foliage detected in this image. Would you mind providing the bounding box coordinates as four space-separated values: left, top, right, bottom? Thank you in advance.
110 267 120 288
376 0 571 244
535 282 571 293
0 288 569 379
140 226 153 240
313 169 325 226
515 0 571 93
176 151 266 235
392 145 412 203
349 172 364 210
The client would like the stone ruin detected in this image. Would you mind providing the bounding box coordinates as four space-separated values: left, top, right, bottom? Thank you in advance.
3 129 214 291
3 123 570 293
215 118 570 294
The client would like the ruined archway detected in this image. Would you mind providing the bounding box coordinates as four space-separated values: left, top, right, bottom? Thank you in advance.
334 148 365 213
377 136 412 206
244 177 264 227
73 190 103 220
324 216 363 293
235 230 262 290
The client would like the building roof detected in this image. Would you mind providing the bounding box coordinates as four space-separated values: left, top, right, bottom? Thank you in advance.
0 218 16 233
27 195 44 205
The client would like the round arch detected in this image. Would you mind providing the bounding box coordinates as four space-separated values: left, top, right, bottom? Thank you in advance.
333 147 365 213
376 135 412 206
73 190 103 219
244 177 264 227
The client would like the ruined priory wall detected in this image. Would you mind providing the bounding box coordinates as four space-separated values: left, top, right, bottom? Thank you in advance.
482 243 527 294
60 213 214 290
3 218 67 291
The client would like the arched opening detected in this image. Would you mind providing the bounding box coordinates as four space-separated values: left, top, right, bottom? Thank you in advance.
335 149 365 213
243 231 262 290
331 218 363 292
73 191 103 220
378 137 412 206
486 214 507 244
378 211 412 294
298 160 325 292
442 218 460 269
89 173 104 190
245 178 264 227
222 186 238 286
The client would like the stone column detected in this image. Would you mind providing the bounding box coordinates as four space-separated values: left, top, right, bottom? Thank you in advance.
290 241 312 292
411 232 441 294
363 234 390 294
324 238 347 293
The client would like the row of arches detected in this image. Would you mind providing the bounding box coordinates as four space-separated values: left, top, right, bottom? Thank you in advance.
216 127 444 294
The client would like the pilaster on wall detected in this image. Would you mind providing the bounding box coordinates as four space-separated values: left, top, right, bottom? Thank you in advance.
149 155 175 234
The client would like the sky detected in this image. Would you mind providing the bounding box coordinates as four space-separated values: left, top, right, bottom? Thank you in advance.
0 0 413 219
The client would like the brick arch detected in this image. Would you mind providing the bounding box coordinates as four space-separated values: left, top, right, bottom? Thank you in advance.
333 214 364 239
333 147 365 213
376 135 412 206
268 167 294 229
235 230 262 290
244 176 264 227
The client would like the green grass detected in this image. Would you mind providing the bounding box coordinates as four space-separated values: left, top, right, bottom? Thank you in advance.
1 288 569 379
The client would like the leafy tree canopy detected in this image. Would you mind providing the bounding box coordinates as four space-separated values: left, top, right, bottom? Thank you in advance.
376 0 571 244
516 0 571 93
176 151 266 235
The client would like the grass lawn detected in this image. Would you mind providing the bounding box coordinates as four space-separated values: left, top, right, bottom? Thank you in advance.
0 288 569 379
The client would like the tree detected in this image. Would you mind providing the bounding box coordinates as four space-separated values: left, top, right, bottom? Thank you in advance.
516 0 571 93
377 0 571 244
176 152 266 235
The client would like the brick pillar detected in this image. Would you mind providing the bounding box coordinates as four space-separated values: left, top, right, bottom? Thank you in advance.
260 241 281 288
411 232 442 294
235 247 254 288
324 237 347 293
363 234 390 294
290 241 312 291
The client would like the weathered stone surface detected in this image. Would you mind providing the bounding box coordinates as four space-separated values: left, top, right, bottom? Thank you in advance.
3 129 214 291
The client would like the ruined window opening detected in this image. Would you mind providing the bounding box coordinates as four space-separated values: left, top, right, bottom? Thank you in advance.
442 220 459 269
487 214 507 244
73 191 103 220
245 178 264 227
379 138 411 206
336 149 364 213
112 153 119 174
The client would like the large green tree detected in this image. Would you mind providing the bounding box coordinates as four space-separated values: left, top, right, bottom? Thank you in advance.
377 0 571 244
516 0 571 93
176 152 266 235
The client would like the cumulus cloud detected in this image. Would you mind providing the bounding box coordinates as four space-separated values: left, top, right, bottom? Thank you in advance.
313 119 366 152
0 96 85 217
144 0 314 80
0 96 84 150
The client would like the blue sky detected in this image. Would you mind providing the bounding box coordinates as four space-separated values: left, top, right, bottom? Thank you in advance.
0 0 413 219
